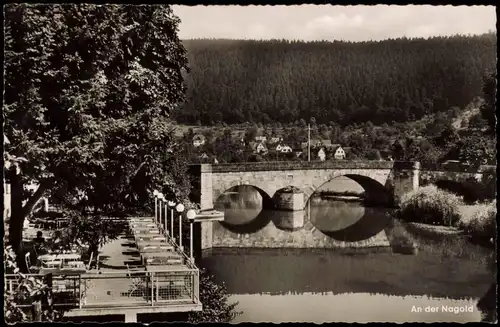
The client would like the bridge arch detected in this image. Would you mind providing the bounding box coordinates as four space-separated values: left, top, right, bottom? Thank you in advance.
214 184 274 234
304 172 393 208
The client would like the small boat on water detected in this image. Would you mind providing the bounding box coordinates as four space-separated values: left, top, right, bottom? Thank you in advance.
191 208 225 222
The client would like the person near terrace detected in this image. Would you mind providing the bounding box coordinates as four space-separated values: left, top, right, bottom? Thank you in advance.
31 231 48 263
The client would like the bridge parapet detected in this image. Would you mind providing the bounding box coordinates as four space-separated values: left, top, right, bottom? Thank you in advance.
208 160 418 173
420 163 495 174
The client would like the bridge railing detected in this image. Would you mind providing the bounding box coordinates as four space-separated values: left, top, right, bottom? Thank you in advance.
191 160 493 174
205 160 415 173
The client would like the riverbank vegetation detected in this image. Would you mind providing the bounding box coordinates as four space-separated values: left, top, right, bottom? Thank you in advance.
460 201 497 241
397 185 463 227
392 184 496 258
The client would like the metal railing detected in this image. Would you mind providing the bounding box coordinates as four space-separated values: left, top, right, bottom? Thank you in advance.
5 269 200 310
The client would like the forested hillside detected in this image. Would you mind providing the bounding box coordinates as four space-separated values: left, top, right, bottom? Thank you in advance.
175 34 496 126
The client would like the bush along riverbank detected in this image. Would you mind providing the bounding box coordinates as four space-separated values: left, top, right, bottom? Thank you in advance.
387 186 496 257
385 188 497 322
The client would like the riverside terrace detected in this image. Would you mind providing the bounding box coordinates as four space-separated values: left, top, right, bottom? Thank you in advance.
4 201 224 323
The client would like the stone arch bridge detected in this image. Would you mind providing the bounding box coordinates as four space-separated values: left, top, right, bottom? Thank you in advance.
187 161 494 250
189 161 493 210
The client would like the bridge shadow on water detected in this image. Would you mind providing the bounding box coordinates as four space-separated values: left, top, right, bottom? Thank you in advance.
214 185 393 242
313 204 393 242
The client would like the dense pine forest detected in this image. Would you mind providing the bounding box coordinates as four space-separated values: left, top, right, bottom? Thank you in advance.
175 34 496 127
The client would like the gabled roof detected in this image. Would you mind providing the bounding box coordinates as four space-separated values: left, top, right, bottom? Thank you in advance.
4 134 10 145
193 134 205 141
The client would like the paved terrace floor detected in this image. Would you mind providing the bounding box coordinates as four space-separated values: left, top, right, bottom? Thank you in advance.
82 231 193 307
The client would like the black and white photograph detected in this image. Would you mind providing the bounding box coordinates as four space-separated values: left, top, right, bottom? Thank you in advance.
3 3 497 324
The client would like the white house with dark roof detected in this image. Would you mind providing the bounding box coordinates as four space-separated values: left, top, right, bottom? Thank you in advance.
332 144 346 160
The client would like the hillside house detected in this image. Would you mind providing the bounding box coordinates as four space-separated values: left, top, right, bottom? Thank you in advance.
317 148 326 161
256 142 267 154
269 136 283 144
255 136 267 143
192 134 206 147
250 141 268 154
332 145 346 160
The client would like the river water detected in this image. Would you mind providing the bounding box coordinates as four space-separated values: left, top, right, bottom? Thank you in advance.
202 183 492 323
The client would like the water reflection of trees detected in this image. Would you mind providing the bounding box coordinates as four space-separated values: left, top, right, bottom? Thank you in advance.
214 186 265 226
201 248 492 300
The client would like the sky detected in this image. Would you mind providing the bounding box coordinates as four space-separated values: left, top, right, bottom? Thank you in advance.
172 5 496 42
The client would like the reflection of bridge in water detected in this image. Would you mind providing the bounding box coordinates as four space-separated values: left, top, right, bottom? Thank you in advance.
187 161 495 251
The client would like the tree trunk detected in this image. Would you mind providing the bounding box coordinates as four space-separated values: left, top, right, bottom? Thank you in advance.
31 300 42 322
8 173 51 269
9 173 25 270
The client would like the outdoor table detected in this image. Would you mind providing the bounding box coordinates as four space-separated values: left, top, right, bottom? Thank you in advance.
137 241 173 252
136 239 166 247
133 228 160 234
145 264 188 302
39 253 81 262
135 235 166 242
130 222 156 229
39 267 87 276
128 217 155 223
66 261 86 269
139 244 175 253
141 252 183 266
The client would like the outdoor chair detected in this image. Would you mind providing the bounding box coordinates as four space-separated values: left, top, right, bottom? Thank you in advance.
126 264 145 297
25 252 39 273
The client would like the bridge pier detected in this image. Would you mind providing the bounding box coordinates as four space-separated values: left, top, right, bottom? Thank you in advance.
273 191 304 211
390 161 420 206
